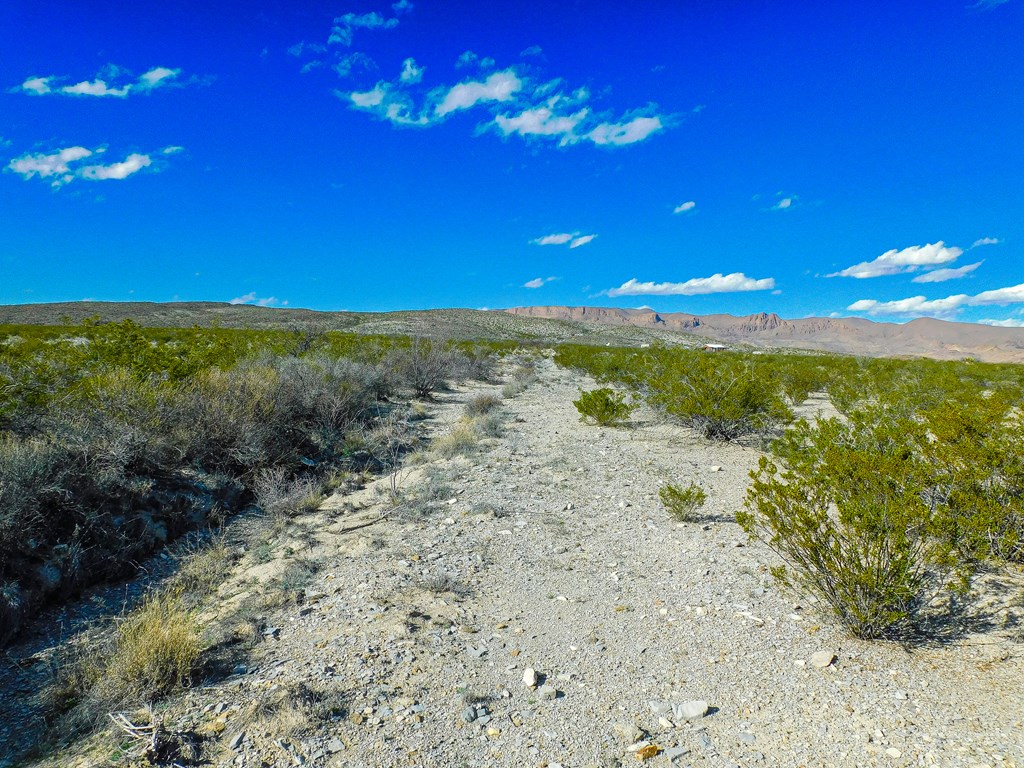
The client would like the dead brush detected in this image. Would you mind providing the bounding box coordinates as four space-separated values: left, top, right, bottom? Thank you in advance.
254 467 325 519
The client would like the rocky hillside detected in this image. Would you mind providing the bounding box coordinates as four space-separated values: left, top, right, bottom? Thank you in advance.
506 306 1024 363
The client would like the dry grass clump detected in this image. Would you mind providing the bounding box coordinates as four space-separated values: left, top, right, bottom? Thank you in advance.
465 393 502 417
107 594 202 701
431 421 483 458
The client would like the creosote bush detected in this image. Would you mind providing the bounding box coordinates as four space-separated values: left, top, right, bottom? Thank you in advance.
573 387 636 426
659 482 708 521
738 412 971 639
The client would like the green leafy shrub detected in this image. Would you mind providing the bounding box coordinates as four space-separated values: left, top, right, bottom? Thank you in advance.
738 412 971 639
573 387 636 426
659 482 707 521
646 352 792 441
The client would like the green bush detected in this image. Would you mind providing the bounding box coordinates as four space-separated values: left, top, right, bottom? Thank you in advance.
573 387 636 426
646 352 792 441
659 482 707 521
738 412 970 639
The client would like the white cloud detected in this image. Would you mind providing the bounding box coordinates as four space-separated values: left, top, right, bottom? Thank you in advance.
530 232 596 247
334 52 376 78
7 146 93 185
338 45 669 149
524 276 557 288
137 67 180 90
77 153 152 180
911 261 982 283
829 241 964 279
771 197 793 210
607 272 776 297
61 79 132 97
532 233 575 245
979 318 1024 327
350 83 387 108
7 146 165 187
972 237 1001 247
16 66 181 98
392 0 414 13
400 57 424 84
493 106 588 145
673 200 696 214
435 70 522 116
19 76 52 94
329 12 398 46
586 115 663 146
229 292 281 307
848 282 1024 317
162 145 185 155
520 45 544 57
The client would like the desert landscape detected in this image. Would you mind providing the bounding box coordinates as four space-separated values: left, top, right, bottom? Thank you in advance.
4 2 1023 765
1 307 1022 767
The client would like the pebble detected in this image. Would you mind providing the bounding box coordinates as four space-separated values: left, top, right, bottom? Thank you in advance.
522 667 538 687
675 701 709 721
460 707 477 723
810 650 837 669
538 684 558 700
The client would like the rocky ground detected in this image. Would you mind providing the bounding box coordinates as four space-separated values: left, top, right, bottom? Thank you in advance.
12 356 1024 768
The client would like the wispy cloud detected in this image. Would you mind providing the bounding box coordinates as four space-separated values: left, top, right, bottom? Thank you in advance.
673 200 696 214
606 272 776 297
968 0 1011 10
455 51 495 70
523 276 557 288
972 237 1001 247
531 232 597 248
848 282 1024 318
15 66 182 98
6 145 176 187
828 241 964 279
979 318 1024 327
229 292 285 307
586 114 664 146
532 233 574 245
771 195 795 211
435 70 522 116
329 12 399 46
911 261 982 283
400 57 424 84
331 29 671 148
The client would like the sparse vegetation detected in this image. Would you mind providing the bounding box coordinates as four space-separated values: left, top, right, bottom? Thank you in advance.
0 319 497 645
659 482 708 521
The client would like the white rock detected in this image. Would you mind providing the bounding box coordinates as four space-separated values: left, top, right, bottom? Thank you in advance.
522 667 538 687
809 650 836 668
710 465 722 472
538 684 558 700
885 747 902 758
674 700 709 721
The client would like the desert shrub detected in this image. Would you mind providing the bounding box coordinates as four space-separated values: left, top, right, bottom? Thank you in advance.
738 412 970 639
646 352 792 441
465 393 502 416
659 482 708 521
390 337 465 398
573 387 636 426
253 467 325 518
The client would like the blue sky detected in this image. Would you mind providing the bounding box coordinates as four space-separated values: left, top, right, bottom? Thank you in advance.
2 1 1023 326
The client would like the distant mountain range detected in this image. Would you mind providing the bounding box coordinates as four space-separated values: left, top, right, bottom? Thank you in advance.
2 301 1023 363
505 306 1024 363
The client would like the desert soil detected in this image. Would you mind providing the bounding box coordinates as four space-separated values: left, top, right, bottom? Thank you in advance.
19 357 1024 767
